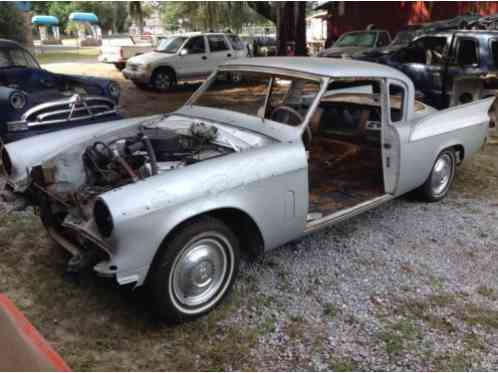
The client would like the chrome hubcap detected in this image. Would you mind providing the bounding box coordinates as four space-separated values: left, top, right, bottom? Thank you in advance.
431 153 452 195
155 73 170 89
171 235 229 309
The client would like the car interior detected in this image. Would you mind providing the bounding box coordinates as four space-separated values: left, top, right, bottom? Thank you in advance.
306 80 389 218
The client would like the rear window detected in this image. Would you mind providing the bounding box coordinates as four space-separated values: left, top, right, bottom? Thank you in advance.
227 34 244 51
491 40 498 67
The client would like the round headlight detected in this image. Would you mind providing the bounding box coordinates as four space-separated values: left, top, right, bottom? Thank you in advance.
108 82 120 99
9 91 26 110
94 198 114 237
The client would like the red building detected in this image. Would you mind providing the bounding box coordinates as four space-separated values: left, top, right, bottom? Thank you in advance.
320 1 498 39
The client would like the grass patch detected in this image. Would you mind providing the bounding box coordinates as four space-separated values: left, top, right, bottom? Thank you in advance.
477 286 497 300
37 48 100 64
378 319 419 355
323 303 339 318
329 356 360 371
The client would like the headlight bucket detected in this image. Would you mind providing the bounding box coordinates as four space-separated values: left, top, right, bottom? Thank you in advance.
108 82 120 99
94 198 114 237
9 91 27 111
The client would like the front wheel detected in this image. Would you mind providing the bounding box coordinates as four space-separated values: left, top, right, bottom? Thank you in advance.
417 149 456 202
152 68 175 92
149 217 240 322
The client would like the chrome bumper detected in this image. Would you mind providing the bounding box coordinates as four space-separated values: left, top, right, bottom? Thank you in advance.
122 68 151 83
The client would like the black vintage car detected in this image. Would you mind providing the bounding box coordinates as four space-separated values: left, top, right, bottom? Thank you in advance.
0 39 121 143
355 30 498 109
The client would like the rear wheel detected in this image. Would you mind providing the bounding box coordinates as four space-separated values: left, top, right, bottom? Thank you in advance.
149 217 240 322
417 149 456 202
152 68 176 92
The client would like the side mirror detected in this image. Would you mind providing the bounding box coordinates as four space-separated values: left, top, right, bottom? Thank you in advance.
179 49 188 56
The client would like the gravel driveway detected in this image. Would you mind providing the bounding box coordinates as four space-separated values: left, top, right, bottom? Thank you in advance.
1 62 498 370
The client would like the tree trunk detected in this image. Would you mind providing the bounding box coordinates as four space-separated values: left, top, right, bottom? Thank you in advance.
294 2 306 56
276 2 306 56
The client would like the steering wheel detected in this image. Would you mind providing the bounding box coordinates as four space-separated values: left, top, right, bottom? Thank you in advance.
270 105 303 126
271 105 312 149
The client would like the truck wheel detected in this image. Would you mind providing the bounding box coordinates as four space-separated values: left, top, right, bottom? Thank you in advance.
418 149 456 202
149 217 240 322
152 68 175 92
114 63 125 71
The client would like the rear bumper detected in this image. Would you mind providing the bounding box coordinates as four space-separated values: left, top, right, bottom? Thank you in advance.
122 68 151 83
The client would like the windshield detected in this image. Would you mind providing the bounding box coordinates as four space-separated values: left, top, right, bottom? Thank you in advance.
192 71 321 126
391 31 416 46
334 32 377 48
0 47 39 69
155 37 187 53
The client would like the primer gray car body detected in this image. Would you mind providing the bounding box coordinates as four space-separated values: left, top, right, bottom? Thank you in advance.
3 57 494 289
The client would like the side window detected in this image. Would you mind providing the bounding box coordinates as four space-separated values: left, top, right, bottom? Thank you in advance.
457 38 478 66
207 35 229 52
398 37 447 65
227 34 244 51
491 39 498 67
9 49 28 66
378 32 390 47
389 84 405 123
183 36 206 54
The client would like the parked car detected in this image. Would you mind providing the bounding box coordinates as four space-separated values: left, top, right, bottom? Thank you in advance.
122 32 249 91
2 58 494 322
356 30 498 109
351 26 426 61
0 39 121 144
318 29 391 58
99 35 162 71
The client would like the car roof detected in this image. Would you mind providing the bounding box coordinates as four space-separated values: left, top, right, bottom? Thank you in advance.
223 57 411 83
0 39 25 49
342 29 389 34
422 29 498 37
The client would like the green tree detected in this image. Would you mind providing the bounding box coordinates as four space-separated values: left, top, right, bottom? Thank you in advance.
160 2 270 33
0 3 27 44
128 1 144 34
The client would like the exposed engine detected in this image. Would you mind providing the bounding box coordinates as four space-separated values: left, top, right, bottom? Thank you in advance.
82 121 232 189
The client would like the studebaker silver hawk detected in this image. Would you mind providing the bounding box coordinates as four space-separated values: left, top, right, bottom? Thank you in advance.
1 58 494 322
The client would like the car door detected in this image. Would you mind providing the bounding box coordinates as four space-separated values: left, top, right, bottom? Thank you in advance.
394 35 450 108
381 80 404 195
177 35 210 79
445 36 481 106
206 34 233 72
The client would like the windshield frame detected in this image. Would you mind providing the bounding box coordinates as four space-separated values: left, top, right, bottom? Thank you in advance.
185 66 329 137
155 36 188 54
334 31 379 48
0 46 40 69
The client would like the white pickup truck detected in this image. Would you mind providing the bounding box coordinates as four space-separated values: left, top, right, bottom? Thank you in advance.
99 36 161 71
122 33 249 91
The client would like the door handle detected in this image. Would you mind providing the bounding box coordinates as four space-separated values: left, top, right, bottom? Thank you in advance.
227 53 232 58
202 56 207 60
383 143 392 149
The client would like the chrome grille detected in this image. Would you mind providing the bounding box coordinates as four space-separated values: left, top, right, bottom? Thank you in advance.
8 95 117 129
